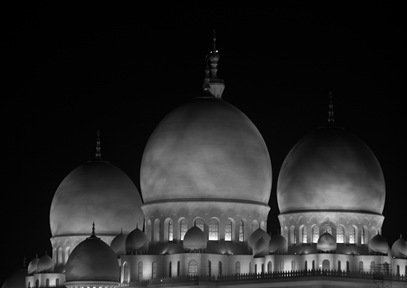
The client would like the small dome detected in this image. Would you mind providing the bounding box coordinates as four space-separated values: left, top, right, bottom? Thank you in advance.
183 226 207 251
110 231 127 256
37 253 54 272
27 256 39 275
65 230 119 283
369 234 389 254
253 237 269 256
269 234 287 253
125 227 147 253
50 161 143 237
391 236 407 258
277 127 385 214
248 228 270 250
317 232 337 252
2 269 26 288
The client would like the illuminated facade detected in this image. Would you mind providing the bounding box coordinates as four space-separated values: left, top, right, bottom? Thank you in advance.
3 40 407 288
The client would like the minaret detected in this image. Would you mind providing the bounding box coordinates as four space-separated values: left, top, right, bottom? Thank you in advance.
205 29 225 98
327 91 334 124
95 130 102 160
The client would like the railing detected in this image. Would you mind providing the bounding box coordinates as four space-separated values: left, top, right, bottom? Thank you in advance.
148 269 406 285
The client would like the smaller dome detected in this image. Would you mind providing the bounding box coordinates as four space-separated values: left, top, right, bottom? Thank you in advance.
65 229 119 283
317 232 337 252
391 236 407 258
369 234 389 254
248 229 270 250
125 227 147 253
269 234 287 253
110 231 127 256
27 256 39 275
183 226 207 251
2 269 26 288
253 237 269 256
37 253 54 272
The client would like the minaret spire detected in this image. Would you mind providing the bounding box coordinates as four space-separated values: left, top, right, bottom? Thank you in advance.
203 29 225 98
328 91 335 124
95 130 102 160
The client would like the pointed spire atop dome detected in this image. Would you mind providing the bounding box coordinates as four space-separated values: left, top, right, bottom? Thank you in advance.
95 130 102 160
203 29 225 99
328 91 335 124
88 222 99 239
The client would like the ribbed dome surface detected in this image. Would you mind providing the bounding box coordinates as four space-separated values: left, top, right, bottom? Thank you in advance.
183 226 207 250
391 237 407 258
65 233 119 282
50 161 144 236
269 234 287 253
369 234 389 254
125 228 147 252
37 254 54 272
27 256 39 275
317 232 337 252
140 97 272 204
277 127 385 214
2 269 26 288
110 232 127 255
248 228 270 250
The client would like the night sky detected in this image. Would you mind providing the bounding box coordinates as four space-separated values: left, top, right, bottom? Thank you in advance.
2 1 406 284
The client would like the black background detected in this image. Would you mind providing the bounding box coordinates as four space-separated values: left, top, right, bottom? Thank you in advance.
2 1 406 284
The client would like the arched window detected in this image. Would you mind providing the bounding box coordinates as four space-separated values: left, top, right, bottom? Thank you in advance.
146 220 152 242
28 281 31 288
177 261 180 277
304 261 307 271
239 221 244 242
58 248 63 265
290 226 295 244
208 261 211 276
361 227 366 244
302 226 307 243
312 226 319 243
218 261 222 275
254 264 258 274
188 260 198 276
349 226 356 244
152 262 157 279
55 279 59 287
291 260 296 271
249 262 252 273
194 218 205 231
169 262 172 278
208 218 219 240
396 265 400 276
370 261 375 272
154 219 160 242
336 226 344 243
338 260 341 271
346 261 350 272
322 260 330 270
312 260 315 270
267 261 272 273
45 279 49 287
168 219 173 241
35 280 39 288
359 261 364 272
225 219 232 241
122 261 130 283
235 262 241 274
180 219 188 240
138 261 143 280
323 225 332 235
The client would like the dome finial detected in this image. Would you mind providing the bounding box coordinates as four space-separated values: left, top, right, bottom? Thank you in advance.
327 91 335 123
205 29 225 98
92 222 95 235
95 130 102 160
328 91 335 124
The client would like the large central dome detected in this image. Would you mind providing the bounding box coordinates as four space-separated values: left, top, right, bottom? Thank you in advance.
277 127 385 214
140 97 272 204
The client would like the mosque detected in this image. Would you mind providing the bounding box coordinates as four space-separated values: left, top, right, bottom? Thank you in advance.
2 37 407 288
